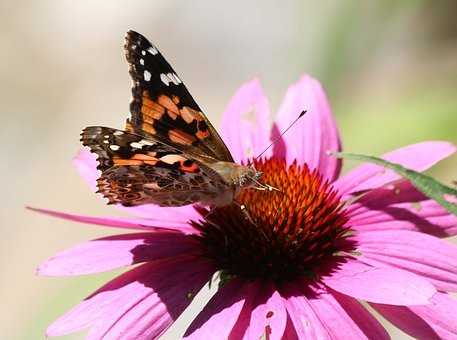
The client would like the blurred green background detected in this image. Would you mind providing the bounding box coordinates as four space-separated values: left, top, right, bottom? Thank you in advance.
1 1 457 339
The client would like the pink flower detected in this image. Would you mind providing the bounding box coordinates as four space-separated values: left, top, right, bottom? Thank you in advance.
34 75 457 339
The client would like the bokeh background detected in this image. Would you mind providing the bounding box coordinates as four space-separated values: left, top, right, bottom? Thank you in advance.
2 1 457 339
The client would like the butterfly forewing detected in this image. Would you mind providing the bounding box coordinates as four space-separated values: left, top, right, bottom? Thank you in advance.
80 31 260 208
124 30 233 163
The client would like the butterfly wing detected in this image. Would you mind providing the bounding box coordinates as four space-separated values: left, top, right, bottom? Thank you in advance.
124 30 234 163
81 127 231 207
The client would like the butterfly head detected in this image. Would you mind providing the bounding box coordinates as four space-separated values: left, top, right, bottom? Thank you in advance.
238 165 263 188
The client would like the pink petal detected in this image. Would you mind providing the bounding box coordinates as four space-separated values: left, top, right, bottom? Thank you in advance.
47 261 154 337
47 256 214 338
73 149 204 221
73 148 99 191
28 206 198 234
321 257 436 305
248 283 287 340
38 232 200 276
184 279 247 339
333 141 456 197
352 230 457 292
220 78 271 163
227 281 288 339
347 181 457 238
306 285 389 339
280 282 329 339
274 75 342 181
115 204 202 223
410 292 457 336
372 292 457 339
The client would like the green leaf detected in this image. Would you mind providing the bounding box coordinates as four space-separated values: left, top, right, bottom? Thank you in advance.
332 152 457 216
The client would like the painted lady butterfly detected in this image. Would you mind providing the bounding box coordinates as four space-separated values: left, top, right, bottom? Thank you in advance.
81 30 262 207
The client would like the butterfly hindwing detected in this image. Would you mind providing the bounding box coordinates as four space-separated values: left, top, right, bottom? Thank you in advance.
81 127 230 206
124 30 233 163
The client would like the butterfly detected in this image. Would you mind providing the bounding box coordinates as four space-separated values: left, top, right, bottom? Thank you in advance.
81 30 263 207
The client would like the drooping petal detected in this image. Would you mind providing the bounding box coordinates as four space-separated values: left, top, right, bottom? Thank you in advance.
352 230 457 292
184 279 247 339
46 260 154 337
73 149 204 221
306 285 389 339
321 257 436 305
47 256 214 338
280 282 329 339
38 232 200 276
274 75 342 181
28 206 198 234
220 78 271 163
248 282 287 340
372 292 457 339
227 281 287 340
333 141 456 197
347 181 457 238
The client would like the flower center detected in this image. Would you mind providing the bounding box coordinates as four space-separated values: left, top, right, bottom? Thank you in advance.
193 158 350 283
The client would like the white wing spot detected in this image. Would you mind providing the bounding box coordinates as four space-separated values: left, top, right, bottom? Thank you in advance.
160 73 171 86
170 73 181 85
139 59 144 65
103 140 109 144
144 70 152 81
110 145 120 151
130 142 144 149
113 131 124 136
141 50 146 56
147 46 158 55
140 139 155 146
160 73 181 86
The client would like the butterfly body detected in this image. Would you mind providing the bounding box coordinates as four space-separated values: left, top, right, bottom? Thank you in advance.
81 31 262 207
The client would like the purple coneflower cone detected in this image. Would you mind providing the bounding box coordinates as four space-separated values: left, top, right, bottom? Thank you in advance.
33 75 457 339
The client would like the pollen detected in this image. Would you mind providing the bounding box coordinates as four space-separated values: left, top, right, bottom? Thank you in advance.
193 158 350 282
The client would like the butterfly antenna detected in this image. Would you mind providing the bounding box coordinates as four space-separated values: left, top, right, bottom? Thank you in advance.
255 110 307 160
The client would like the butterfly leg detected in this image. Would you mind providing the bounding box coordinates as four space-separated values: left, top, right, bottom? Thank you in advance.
232 200 256 225
265 183 281 192
252 181 281 192
198 206 227 233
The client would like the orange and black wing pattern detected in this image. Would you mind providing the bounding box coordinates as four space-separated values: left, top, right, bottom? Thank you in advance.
81 126 228 207
124 30 233 163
